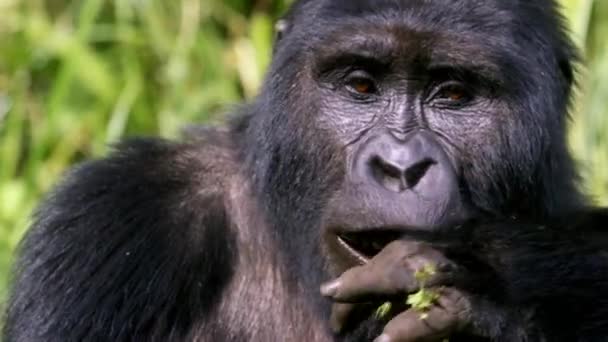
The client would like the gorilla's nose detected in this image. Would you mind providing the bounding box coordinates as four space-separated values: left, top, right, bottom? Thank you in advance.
343 131 467 230
369 150 436 192
357 132 452 194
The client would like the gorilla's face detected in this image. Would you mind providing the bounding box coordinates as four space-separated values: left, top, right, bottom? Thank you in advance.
315 25 498 271
263 2 565 273
254 0 574 279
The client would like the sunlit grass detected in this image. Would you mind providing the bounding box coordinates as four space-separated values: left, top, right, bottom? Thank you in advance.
0 0 606 304
565 0 608 204
0 0 290 302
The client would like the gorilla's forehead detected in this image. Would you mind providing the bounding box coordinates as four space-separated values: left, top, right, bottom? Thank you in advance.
300 4 509 79
319 0 509 26
310 22 502 77
302 0 559 42
288 0 562 79
316 0 557 18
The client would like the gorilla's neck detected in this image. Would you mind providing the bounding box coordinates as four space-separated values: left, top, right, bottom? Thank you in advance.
223 175 335 341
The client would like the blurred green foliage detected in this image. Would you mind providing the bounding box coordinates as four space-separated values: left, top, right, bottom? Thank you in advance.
0 0 606 305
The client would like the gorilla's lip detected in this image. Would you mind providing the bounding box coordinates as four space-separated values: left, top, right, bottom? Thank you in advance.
336 230 403 264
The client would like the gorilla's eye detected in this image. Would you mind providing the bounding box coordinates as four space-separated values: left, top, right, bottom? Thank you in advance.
432 82 473 106
351 78 374 94
345 71 377 97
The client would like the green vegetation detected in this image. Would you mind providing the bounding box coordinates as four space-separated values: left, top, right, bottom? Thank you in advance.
375 264 440 321
0 0 606 307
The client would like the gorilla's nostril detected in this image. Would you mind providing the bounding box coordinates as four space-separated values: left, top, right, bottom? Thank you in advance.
369 156 436 192
370 156 402 179
369 156 406 193
404 158 435 188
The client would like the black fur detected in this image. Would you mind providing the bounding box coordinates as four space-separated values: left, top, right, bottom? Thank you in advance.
4 1 608 341
5 139 238 341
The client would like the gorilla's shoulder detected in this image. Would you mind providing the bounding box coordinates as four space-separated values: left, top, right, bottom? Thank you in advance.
93 130 234 187
37 130 238 228
7 131 237 341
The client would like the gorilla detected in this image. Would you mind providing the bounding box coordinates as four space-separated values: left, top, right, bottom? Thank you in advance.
5 0 608 341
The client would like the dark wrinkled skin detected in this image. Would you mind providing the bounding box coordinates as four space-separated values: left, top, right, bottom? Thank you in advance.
322 239 471 341
4 1 608 342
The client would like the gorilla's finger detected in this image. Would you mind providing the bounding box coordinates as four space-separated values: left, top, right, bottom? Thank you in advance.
374 308 452 342
434 287 472 325
374 288 472 342
373 308 445 342
320 261 415 302
321 240 455 302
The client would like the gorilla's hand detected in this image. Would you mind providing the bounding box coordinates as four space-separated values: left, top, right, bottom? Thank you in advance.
321 240 479 342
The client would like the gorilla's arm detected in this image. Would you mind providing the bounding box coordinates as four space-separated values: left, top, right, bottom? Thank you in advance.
323 210 608 342
461 210 608 341
4 138 236 342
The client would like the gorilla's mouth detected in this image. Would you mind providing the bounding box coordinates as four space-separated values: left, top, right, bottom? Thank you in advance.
336 230 402 263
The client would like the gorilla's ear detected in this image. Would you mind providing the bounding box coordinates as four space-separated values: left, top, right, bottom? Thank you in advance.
275 19 289 43
274 0 312 48
272 19 290 54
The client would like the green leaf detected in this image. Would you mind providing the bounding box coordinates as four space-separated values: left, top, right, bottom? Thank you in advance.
406 288 441 313
375 302 393 320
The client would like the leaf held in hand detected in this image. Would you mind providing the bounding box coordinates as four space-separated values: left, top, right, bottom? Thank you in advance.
406 288 441 312
375 264 441 320
375 301 392 320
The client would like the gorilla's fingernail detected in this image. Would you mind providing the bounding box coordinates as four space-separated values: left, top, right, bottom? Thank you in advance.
374 334 391 342
320 280 340 297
